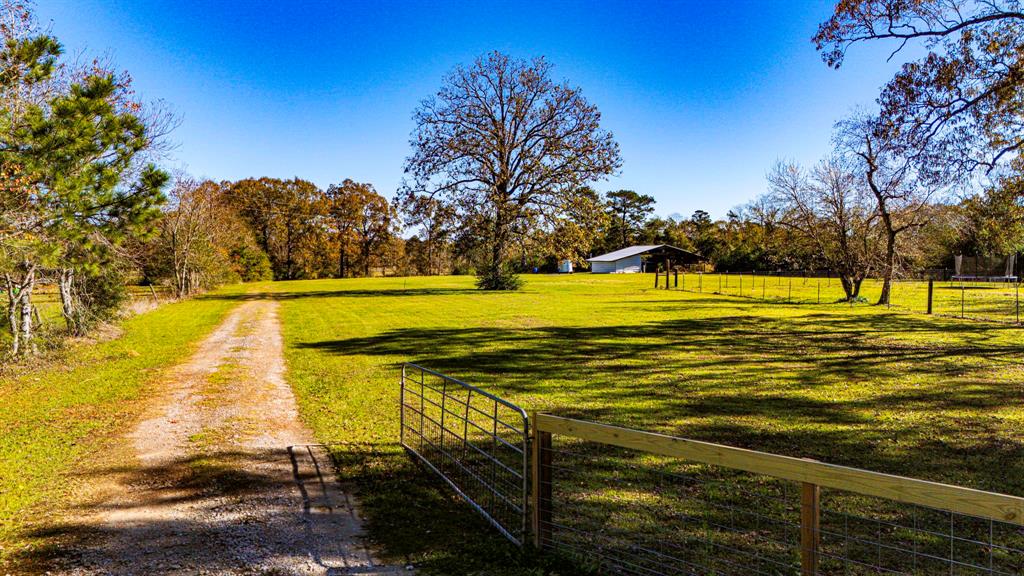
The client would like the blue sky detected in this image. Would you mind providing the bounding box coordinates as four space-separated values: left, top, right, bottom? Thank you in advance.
38 0 912 219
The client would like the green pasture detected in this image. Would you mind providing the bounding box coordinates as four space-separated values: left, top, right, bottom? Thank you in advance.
261 273 1024 574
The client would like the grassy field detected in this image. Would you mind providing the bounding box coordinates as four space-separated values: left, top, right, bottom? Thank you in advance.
0 286 243 564
260 273 1024 574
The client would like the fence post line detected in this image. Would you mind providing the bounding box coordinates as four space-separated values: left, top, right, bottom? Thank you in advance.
927 279 934 314
800 482 821 576
531 420 552 549
817 279 820 304
788 277 793 302
699 272 702 293
1016 281 1020 324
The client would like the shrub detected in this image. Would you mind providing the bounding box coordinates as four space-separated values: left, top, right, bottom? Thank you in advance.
475 262 523 290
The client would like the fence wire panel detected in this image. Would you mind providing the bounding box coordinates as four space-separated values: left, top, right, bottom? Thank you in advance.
676 272 1023 325
817 490 1024 575
537 438 1024 576
400 363 529 545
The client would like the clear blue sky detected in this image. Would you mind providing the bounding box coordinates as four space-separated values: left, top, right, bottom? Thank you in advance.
38 0 911 220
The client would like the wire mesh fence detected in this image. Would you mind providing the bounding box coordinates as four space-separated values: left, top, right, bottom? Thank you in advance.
399 363 530 545
670 272 1022 325
533 415 1024 576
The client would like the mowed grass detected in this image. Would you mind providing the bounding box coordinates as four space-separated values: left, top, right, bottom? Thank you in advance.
264 274 1024 574
0 286 244 564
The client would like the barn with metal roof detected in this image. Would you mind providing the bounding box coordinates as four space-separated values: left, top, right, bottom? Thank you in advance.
586 244 704 273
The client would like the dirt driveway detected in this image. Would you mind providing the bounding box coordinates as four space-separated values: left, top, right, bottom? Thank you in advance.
53 300 402 575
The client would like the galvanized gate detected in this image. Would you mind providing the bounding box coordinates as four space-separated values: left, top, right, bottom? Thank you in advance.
399 363 530 545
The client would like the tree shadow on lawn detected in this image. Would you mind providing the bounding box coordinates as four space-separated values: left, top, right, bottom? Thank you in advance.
298 312 1024 492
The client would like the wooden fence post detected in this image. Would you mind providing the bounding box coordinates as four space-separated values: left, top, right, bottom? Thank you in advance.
654 270 659 288
674 269 678 288
801 482 821 576
927 279 934 314
531 426 553 549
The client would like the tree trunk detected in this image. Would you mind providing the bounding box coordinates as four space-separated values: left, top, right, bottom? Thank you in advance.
58 268 81 335
839 276 854 300
342 235 350 276
5 276 20 357
18 271 35 355
5 265 37 356
878 231 897 306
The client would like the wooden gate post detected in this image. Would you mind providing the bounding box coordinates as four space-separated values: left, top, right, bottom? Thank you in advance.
927 279 934 314
531 426 553 548
800 482 821 576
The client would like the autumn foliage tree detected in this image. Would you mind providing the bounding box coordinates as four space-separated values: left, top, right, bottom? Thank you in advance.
325 180 397 277
403 51 621 289
815 0 1024 177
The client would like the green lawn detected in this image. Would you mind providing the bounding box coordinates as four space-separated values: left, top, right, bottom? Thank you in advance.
262 274 1024 574
0 286 243 565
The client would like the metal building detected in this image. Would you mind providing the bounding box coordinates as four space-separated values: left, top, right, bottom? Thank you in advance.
586 244 704 273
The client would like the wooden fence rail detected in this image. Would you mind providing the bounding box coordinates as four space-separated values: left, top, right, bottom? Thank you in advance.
532 412 1024 575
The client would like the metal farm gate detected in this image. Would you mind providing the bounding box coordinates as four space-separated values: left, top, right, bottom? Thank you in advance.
399 363 530 545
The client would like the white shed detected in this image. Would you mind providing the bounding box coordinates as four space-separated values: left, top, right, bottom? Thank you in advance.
587 245 704 273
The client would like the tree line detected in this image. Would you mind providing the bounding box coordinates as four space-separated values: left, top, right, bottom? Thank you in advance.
4 0 1023 355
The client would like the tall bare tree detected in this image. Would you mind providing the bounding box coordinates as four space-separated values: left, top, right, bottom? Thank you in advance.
838 115 938 305
403 51 621 289
768 158 881 300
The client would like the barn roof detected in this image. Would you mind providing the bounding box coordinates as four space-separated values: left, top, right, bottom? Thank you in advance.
587 244 703 262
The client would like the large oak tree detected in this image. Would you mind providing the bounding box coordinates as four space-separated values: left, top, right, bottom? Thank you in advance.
403 51 621 289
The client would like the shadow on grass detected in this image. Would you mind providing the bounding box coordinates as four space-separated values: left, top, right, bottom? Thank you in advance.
327 442 576 576
298 309 1024 493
